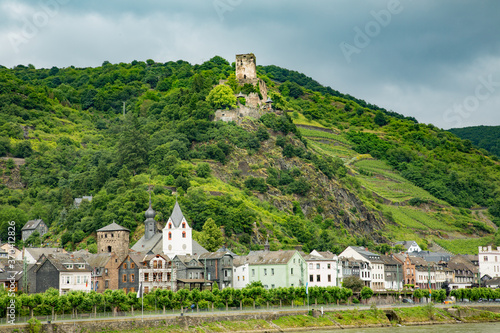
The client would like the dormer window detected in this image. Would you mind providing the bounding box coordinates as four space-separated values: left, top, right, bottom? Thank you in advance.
65 264 73 269
78 264 85 269
182 223 186 228
168 223 172 229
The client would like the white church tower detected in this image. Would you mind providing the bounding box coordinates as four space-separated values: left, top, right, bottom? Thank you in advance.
163 201 192 258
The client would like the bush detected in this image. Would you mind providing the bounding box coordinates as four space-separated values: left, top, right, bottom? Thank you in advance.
27 318 42 333
244 177 267 193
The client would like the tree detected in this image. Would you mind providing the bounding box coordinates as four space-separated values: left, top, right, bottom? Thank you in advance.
196 162 211 178
360 286 374 304
197 218 224 252
116 113 148 175
374 111 388 126
207 85 236 109
342 276 364 292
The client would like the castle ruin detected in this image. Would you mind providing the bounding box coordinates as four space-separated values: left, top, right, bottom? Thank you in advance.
214 53 273 123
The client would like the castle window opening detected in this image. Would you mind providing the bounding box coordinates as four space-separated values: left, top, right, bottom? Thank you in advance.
107 246 112 252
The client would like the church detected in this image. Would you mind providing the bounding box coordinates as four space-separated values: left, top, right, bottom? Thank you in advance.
131 197 207 258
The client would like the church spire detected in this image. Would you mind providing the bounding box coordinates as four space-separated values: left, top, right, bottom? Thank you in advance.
144 190 157 240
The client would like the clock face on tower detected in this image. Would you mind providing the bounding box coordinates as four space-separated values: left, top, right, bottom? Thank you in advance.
168 244 172 251
182 244 187 250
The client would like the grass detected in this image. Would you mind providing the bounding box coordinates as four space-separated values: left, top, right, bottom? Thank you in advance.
291 112 328 128
272 315 335 328
382 205 428 230
326 309 389 326
309 141 358 159
435 236 494 255
393 305 453 323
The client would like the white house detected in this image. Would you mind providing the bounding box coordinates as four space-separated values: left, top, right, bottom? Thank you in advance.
232 256 249 289
304 250 341 287
479 246 500 279
395 241 421 253
163 201 193 258
139 254 177 292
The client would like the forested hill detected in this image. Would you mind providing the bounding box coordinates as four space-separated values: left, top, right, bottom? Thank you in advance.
0 56 499 255
448 125 500 157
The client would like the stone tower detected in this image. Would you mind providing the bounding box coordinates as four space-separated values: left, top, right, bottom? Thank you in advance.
144 196 157 241
236 53 257 81
96 222 130 260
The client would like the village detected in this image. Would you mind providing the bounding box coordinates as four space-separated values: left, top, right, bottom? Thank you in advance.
3 196 500 297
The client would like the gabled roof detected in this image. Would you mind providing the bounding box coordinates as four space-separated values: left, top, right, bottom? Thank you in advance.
173 255 204 267
131 232 162 254
347 246 382 262
35 254 92 273
304 250 337 261
198 251 233 260
192 240 208 255
24 248 66 260
395 241 419 250
380 255 402 266
22 219 45 231
243 250 298 265
97 222 130 233
85 253 112 268
169 201 186 228
408 256 429 266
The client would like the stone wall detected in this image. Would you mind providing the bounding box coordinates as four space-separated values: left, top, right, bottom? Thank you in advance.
214 106 266 125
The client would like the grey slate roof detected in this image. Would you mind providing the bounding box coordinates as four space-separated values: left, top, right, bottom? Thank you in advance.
243 250 298 265
96 222 130 233
85 253 112 268
169 201 185 227
25 248 66 261
131 232 163 254
22 219 45 231
192 240 208 255
34 254 92 273
413 251 450 263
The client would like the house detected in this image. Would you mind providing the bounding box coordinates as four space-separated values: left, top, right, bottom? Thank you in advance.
395 241 421 253
0 243 21 259
340 257 363 282
380 255 403 291
244 250 306 289
339 246 384 291
198 249 234 289
232 256 249 289
28 254 92 294
478 246 500 279
393 254 415 287
139 254 176 293
447 260 475 289
304 250 341 287
484 276 500 288
413 251 451 263
21 219 48 241
74 195 92 208
0 260 24 292
118 252 145 293
17 248 66 264
86 252 120 293
172 255 212 291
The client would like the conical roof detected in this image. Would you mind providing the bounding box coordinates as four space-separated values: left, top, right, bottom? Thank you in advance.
97 222 130 232
170 201 185 227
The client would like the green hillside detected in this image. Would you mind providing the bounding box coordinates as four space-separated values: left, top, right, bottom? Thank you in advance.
1 56 499 255
448 125 500 157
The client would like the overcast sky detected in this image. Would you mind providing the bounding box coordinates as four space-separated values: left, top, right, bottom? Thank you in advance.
1 0 499 129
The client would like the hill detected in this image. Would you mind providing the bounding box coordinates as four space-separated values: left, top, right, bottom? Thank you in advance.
0 56 499 255
448 125 500 157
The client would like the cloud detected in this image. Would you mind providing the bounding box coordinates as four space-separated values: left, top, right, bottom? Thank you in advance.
0 0 499 128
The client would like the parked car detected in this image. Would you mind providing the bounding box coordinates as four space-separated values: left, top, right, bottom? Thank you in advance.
494 299 500 303
443 299 455 304
402 298 414 303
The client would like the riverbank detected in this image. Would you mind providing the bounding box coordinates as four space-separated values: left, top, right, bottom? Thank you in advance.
4 305 500 333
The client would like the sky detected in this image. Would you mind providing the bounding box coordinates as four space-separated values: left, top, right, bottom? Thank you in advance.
0 0 499 129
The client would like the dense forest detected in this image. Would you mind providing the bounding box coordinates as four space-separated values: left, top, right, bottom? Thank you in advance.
0 56 499 255
448 125 500 157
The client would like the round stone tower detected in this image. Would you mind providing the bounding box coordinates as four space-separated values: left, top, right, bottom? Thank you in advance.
96 222 130 260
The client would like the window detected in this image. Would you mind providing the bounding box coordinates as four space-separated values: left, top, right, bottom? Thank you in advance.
105 280 109 289
252 269 255 277
238 276 240 281
144 273 149 281
123 288 127 293
316 263 320 269
309 263 313 269
77 276 81 284
182 223 186 228
130 287 135 293
168 223 172 229
64 276 70 284
153 261 158 269
291 268 294 275
123 263 127 269
328 275 331 282
182 231 186 238
131 274 135 282
224 270 228 277
271 268 274 275
327 264 331 269
144 286 149 294
310 275 313 282
243 276 245 281
484 256 488 261
105 269 108 276
293 259 296 263
131 263 135 269
168 232 172 240
123 274 127 282
264 269 267 276
271 284 275 288
316 275 320 282
107 246 112 252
